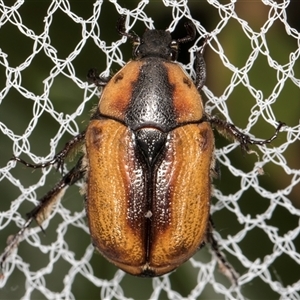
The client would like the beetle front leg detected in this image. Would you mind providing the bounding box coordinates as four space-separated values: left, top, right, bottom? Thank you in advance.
0 156 85 273
11 131 86 173
195 50 206 91
206 218 239 286
207 116 285 152
195 36 209 91
87 68 110 88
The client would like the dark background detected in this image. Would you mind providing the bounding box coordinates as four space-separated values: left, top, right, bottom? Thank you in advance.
0 1 299 299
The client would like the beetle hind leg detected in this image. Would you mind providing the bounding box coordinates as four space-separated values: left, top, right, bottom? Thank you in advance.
206 218 239 286
26 156 86 226
0 156 85 274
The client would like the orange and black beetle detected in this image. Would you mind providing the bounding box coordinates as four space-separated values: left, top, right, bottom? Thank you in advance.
85 16 215 278
1 16 284 283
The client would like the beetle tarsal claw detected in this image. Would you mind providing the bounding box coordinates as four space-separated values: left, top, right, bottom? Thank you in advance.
206 220 239 286
0 218 33 272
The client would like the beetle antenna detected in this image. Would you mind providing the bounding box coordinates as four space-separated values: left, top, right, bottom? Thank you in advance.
177 21 196 44
117 15 140 43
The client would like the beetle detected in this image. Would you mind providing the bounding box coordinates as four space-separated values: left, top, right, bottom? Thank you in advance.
0 15 284 284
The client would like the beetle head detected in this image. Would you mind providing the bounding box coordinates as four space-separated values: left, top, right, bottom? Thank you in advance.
117 15 196 61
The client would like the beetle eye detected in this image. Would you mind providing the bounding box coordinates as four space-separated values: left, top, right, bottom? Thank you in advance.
170 40 178 60
133 40 140 47
170 40 178 50
132 40 141 58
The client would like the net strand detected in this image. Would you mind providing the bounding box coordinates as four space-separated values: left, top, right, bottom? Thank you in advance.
0 1 299 299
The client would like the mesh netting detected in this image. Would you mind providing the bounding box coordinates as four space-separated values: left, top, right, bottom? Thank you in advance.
0 0 299 299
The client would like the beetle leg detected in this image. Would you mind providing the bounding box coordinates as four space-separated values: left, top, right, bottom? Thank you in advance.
116 15 140 42
87 68 110 87
11 131 86 173
207 116 285 152
211 159 221 179
206 218 239 285
0 156 85 272
26 156 85 226
195 51 206 91
195 36 209 91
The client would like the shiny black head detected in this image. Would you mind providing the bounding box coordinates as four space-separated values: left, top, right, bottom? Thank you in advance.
117 15 196 61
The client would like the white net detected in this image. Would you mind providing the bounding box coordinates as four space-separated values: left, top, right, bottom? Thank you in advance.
0 0 299 299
